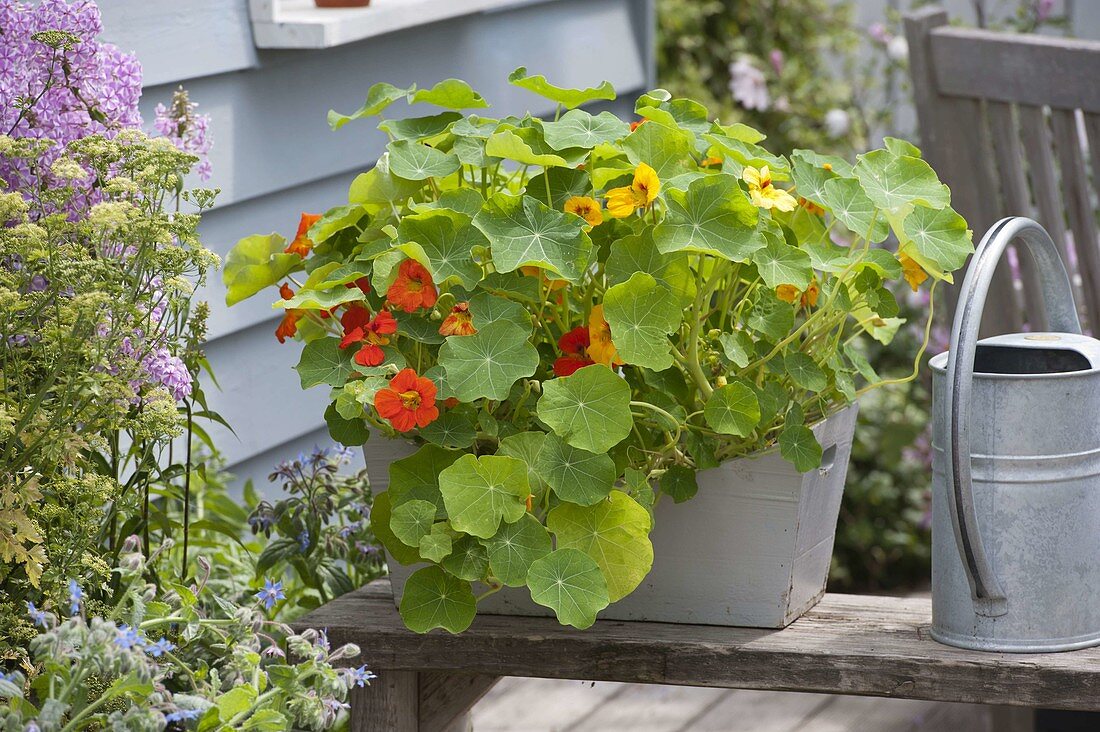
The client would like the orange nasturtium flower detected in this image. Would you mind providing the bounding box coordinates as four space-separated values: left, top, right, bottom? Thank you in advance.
285 213 323 257
553 326 596 377
563 196 604 227
629 119 648 132
700 156 723 168
776 284 800 304
798 197 826 217
439 303 477 336
587 304 623 367
275 311 300 344
606 162 660 219
742 166 797 212
386 259 437 313
339 304 398 367
776 280 821 309
374 368 439 432
899 252 929 292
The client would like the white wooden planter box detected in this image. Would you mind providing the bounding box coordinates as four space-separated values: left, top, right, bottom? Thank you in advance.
365 403 858 629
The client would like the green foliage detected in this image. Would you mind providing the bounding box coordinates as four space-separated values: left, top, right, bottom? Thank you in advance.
225 71 965 632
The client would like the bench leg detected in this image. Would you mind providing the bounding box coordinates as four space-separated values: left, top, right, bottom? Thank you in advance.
349 670 498 732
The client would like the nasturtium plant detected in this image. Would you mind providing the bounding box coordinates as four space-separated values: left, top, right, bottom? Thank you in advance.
226 72 969 633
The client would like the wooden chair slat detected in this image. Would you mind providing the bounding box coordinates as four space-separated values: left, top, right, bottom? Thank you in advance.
1050 108 1100 331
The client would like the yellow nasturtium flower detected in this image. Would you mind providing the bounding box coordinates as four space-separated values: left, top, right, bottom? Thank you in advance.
606 162 660 218
563 196 604 227
743 165 797 212
899 252 930 291
587 304 623 367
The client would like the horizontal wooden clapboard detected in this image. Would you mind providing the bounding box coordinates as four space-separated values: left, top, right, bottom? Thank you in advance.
295 578 1100 712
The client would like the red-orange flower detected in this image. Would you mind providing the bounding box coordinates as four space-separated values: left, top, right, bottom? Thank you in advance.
285 213 323 258
553 326 596 377
439 302 477 336
629 119 648 132
374 368 439 432
275 311 300 344
340 305 398 367
344 276 371 294
386 259 438 313
279 282 295 301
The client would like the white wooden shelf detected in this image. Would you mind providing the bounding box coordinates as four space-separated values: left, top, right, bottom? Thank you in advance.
249 0 553 49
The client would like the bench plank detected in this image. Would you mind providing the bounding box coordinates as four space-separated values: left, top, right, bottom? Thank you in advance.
295 579 1100 712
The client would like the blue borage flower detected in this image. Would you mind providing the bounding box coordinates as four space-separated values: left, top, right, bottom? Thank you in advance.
68 579 83 615
114 623 144 650
147 638 175 657
26 601 49 628
255 578 286 611
165 709 202 723
347 664 377 688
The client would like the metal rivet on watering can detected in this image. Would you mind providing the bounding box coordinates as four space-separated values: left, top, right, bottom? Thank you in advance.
929 216 1100 653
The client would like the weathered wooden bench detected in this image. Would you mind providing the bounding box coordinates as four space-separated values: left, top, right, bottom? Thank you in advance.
294 578 1100 731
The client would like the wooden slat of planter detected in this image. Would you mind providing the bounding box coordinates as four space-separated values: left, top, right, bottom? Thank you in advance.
295 579 1100 712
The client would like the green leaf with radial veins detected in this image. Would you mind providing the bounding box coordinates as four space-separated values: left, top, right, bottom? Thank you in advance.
784 352 828 392
442 535 489 582
753 232 813 289
548 491 653 602
779 424 823 473
388 444 462 511
386 140 461 180
438 322 539 402
820 177 889 243
347 153 422 208
526 549 610 629
605 232 696 307
537 364 633 454
747 289 795 341
485 513 552 587
508 67 616 109
485 128 573 168
536 434 616 506
497 432 549 499
653 173 761 261
370 492 420 565
622 120 697 181
418 410 477 450
223 233 298 306
790 150 837 205
541 109 630 151
419 523 453 563
527 167 590 209
328 82 411 130
410 78 489 110
397 210 485 289
390 499 437 547
399 566 476 634
853 149 950 211
704 381 761 437
602 272 681 371
902 204 974 271
438 454 530 539
467 290 532 330
295 337 354 389
378 112 462 142
473 193 593 283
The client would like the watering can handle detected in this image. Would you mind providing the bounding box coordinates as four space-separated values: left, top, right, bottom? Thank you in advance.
946 216 1081 616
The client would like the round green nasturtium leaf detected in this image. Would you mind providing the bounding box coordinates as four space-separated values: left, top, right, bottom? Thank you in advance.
820 177 889 243
537 364 633 454
419 523 454 563
467 290 532 330
704 381 761 438
497 432 549 499
348 154 422 208
377 112 462 142
369 492 421 566
547 491 653 602
324 402 370 447
604 232 696 306
390 499 437 547
328 82 411 129
784 352 828 393
526 548 610 629
508 67 616 110
746 289 796 342
536 434 616 506
438 322 539 402
779 424 824 473
902 204 973 271
410 78 489 110
442 535 490 582
438 454 531 539
527 167 590 210
853 148 950 211
399 566 477 634
717 331 753 369
485 128 574 168
541 109 630 151
223 233 298 307
622 119 696 182
752 231 813 290
386 139 461 181
485 513 552 587
418 410 477 450
790 150 837 205
602 272 681 371
653 174 761 262
659 464 698 504
389 444 463 512
473 193 593 284
397 211 486 290
295 337 354 389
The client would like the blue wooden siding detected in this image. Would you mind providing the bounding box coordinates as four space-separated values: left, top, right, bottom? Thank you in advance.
99 0 655 487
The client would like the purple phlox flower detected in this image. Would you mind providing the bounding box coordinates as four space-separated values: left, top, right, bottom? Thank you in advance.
729 56 769 112
114 623 144 651
255 578 286 611
147 637 175 657
164 708 202 723
768 49 784 75
348 664 377 688
153 87 213 181
868 22 892 45
1036 0 1056 23
68 579 83 615
26 601 49 628
141 347 192 401
298 529 310 552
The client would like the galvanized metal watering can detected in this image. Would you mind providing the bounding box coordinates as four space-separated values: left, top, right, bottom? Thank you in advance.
930 216 1100 652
